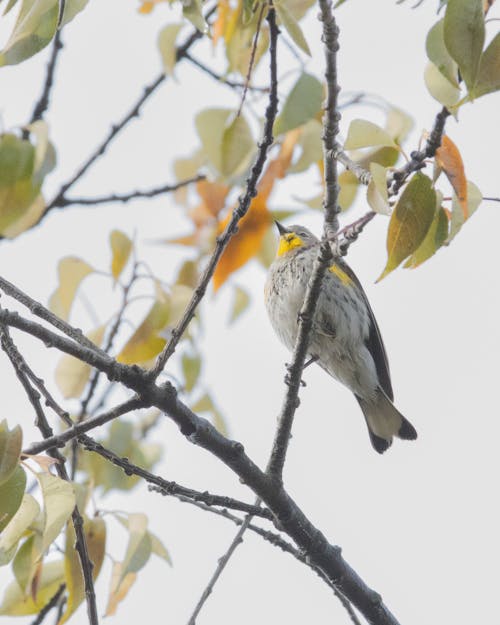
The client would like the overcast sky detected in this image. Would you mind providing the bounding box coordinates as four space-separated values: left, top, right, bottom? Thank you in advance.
1 1 500 624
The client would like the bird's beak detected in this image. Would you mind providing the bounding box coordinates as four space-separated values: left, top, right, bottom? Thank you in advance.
274 221 287 236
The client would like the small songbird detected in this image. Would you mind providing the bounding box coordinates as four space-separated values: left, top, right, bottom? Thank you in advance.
264 222 417 453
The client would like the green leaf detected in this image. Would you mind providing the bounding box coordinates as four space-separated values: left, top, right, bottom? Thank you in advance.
0 465 26 533
443 0 485 93
150 531 172 565
110 229 133 282
182 353 201 393
12 534 36 593
195 108 232 173
182 0 207 33
274 73 323 136
378 173 436 281
447 180 482 242
474 33 500 98
0 0 58 67
288 119 322 174
119 513 152 581
424 61 461 107
0 134 41 235
60 0 89 26
0 420 22 486
0 493 39 565
338 170 359 212
229 286 250 323
221 114 254 177
0 560 64 616
344 119 397 150
426 19 459 86
275 1 310 55
404 192 449 268
158 23 183 76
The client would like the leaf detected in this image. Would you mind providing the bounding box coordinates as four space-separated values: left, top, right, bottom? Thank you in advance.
36 473 75 555
182 353 201 393
12 534 37 594
338 170 359 211
0 194 45 239
117 292 170 364
58 517 106 624
384 107 414 144
474 33 500 97
60 0 89 26
405 205 449 268
0 465 26 533
229 286 250 323
275 1 310 55
221 114 254 177
116 513 152 585
0 493 39 565
55 325 106 398
378 173 436 281
195 108 232 172
110 229 133 282
48 257 94 321
424 61 461 107
0 0 58 67
344 119 397 150
26 119 56 183
0 420 22 486
158 23 183 76
443 0 485 93
0 560 64 616
288 119 322 174
435 135 467 218
183 0 207 33
366 163 390 215
426 19 459 86
0 134 40 235
447 180 482 242
150 531 172 564
105 562 136 616
274 73 323 136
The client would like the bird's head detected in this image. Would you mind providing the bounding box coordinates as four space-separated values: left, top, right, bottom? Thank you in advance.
274 222 318 257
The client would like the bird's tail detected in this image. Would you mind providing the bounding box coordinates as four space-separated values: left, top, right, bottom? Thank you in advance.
355 390 417 454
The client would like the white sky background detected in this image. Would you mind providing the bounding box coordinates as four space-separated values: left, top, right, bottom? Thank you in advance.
1 1 500 624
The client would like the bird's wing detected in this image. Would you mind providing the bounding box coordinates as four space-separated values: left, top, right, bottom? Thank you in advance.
336 261 394 401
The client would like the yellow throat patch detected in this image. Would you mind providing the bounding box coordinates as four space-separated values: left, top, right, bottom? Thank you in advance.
277 233 304 257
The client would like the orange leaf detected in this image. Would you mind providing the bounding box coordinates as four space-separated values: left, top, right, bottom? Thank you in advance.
213 0 229 46
436 135 468 219
212 131 300 291
196 180 229 217
138 1 154 13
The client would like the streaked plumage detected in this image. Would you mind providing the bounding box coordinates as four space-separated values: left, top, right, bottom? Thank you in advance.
265 223 417 453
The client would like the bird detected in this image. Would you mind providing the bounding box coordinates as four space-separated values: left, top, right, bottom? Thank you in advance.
264 221 417 453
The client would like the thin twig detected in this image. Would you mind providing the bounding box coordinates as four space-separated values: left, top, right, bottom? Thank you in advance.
150 5 280 379
184 53 269 93
187 516 253 625
237 2 266 117
0 325 99 625
58 175 205 208
30 32 64 122
267 0 341 482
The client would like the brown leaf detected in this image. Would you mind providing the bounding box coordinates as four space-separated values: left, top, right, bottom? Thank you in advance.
435 135 468 219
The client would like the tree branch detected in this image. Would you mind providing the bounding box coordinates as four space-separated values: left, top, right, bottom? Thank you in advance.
150 5 280 378
29 583 66 625
0 304 402 625
30 31 64 123
58 175 205 208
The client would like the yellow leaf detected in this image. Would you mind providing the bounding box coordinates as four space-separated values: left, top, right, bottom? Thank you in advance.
110 229 133 282
49 257 94 321
117 294 170 364
378 173 436 281
212 0 229 46
0 494 39 565
338 170 359 211
105 562 136 616
435 135 467 218
158 23 183 76
366 162 390 215
55 325 106 398
344 119 397 151
0 560 64 616
37 473 75 555
1 194 45 239
58 517 106 624
447 180 482 242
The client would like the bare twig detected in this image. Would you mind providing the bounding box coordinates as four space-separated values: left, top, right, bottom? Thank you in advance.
30 32 64 123
184 53 269 93
0 325 99 625
237 2 266 117
150 5 280 378
58 175 205 208
187 516 253 625
267 0 341 482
